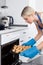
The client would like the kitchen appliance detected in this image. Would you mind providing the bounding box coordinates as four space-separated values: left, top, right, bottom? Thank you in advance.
1 31 22 65
1 39 22 65
7 16 14 26
0 24 5 30
0 27 42 65
1 16 14 27
0 17 8 30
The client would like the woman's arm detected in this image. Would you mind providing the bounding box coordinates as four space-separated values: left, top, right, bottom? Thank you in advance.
34 24 42 41
38 12 43 28
38 20 43 28
37 41 43 50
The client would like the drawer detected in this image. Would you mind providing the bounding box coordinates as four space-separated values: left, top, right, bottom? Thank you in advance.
20 37 31 42
20 29 29 36
19 36 31 45
19 39 24 45
1 32 19 45
20 29 31 41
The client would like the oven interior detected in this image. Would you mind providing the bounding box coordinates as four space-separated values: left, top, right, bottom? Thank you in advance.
1 39 21 65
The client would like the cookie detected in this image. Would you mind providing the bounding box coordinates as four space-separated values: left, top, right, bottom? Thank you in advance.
12 45 31 53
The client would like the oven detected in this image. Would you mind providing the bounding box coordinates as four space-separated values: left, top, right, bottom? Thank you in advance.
1 39 21 65
1 31 43 65
1 32 22 65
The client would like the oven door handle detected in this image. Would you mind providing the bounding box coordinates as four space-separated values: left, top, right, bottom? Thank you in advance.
15 59 22 65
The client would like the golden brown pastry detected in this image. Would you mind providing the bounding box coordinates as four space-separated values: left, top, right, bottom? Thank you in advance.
12 45 31 53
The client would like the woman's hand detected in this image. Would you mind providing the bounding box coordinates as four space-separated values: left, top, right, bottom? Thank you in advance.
20 46 40 58
22 38 36 46
20 41 43 58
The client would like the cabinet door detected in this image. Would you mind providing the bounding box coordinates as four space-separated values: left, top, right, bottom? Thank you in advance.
19 23 38 45
1 32 19 45
19 28 31 45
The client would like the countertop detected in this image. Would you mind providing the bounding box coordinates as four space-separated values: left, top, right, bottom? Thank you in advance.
0 26 28 34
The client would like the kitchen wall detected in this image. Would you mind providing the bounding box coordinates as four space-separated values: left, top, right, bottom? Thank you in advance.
0 0 6 7
28 0 36 10
2 0 29 24
35 0 43 12
1 0 43 24
29 0 43 12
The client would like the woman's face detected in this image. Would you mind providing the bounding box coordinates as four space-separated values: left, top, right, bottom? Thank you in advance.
23 15 34 24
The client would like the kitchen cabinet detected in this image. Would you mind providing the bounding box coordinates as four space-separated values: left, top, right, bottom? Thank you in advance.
0 27 27 45
1 32 19 45
19 28 32 45
0 27 43 65
19 23 38 45
0 27 27 65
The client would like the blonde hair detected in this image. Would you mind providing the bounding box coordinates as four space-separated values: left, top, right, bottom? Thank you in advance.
21 6 35 17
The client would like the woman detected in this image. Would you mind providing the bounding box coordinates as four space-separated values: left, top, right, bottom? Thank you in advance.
20 6 43 58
